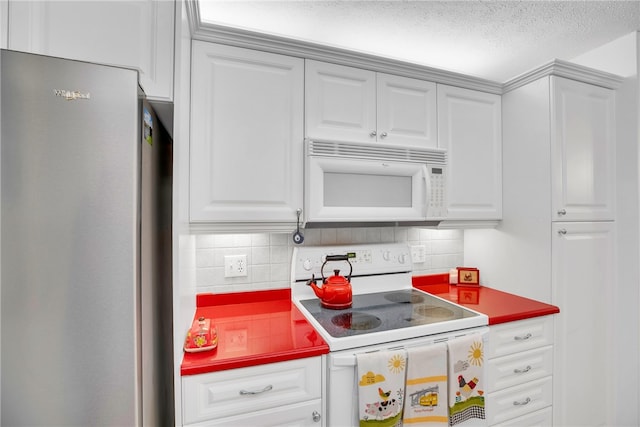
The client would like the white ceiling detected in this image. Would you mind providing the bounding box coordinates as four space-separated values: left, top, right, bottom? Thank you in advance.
198 0 640 82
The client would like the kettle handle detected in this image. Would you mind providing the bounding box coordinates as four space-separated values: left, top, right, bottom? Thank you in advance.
320 254 353 283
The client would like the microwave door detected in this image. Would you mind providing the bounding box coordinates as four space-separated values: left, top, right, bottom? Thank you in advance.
306 156 427 222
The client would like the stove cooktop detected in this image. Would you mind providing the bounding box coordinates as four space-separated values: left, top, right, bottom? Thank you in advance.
299 288 480 338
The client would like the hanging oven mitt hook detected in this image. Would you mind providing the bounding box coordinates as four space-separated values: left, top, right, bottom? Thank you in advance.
292 208 304 244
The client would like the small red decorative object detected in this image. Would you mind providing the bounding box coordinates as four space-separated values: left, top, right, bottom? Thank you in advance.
457 267 480 286
184 316 218 353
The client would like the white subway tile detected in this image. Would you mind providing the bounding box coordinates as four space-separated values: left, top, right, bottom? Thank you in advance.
193 228 464 292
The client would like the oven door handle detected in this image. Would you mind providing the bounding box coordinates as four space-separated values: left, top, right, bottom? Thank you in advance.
329 328 490 368
331 345 409 367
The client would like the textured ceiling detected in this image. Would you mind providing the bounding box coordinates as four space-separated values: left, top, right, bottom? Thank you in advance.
198 0 640 82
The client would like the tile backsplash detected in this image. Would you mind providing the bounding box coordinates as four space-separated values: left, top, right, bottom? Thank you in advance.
190 228 463 294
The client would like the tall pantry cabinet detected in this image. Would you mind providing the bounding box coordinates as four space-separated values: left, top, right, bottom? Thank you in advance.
464 61 621 427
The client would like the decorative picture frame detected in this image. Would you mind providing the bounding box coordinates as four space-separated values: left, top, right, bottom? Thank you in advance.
457 267 480 286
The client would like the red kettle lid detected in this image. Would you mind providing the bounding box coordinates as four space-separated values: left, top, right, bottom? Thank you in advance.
325 269 350 286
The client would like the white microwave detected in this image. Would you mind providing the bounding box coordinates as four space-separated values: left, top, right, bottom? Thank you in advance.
304 139 447 225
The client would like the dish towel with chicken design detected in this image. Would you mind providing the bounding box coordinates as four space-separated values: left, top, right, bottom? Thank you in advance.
403 343 449 426
357 349 407 427
447 333 487 426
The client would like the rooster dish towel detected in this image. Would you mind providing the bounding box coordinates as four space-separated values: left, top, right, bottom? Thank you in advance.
447 333 487 426
403 343 449 426
357 349 407 427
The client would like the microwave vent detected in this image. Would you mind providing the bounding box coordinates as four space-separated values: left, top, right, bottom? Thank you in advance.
307 140 446 165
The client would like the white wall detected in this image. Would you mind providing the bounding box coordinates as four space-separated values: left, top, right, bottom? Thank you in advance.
571 31 639 426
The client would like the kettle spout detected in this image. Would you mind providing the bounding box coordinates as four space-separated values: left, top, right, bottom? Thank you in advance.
306 274 324 299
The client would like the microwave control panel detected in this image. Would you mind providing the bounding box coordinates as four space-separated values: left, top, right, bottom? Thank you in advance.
427 165 447 218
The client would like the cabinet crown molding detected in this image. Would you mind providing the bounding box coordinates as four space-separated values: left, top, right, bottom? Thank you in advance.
502 59 624 93
186 1 626 96
186 3 502 94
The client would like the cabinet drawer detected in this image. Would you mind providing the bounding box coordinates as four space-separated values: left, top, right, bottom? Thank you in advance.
185 399 322 427
486 345 553 392
487 316 553 359
491 406 552 427
486 377 552 425
182 357 322 425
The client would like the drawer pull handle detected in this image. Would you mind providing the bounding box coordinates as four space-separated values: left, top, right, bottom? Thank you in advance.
514 365 532 374
239 385 273 396
513 397 531 406
514 333 532 341
312 411 321 422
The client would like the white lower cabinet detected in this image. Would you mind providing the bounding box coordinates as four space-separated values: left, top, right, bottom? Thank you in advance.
492 407 553 427
486 316 554 426
182 357 323 426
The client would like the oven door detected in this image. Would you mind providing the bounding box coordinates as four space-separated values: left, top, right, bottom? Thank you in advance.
325 327 489 427
305 155 427 223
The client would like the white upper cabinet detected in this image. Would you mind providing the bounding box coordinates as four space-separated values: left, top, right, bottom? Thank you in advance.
437 84 502 220
190 42 304 225
305 60 437 148
376 72 438 147
7 0 174 101
305 60 376 143
551 77 615 221
0 1 7 49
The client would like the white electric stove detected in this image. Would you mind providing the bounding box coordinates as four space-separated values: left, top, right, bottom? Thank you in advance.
291 243 489 425
291 243 488 352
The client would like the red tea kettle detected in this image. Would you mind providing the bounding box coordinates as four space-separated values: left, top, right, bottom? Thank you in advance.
306 254 353 309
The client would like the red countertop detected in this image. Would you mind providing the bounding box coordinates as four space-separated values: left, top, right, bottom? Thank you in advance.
181 276 559 376
180 289 329 376
413 274 560 325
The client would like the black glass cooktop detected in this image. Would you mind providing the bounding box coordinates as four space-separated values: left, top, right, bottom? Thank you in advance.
299 289 479 338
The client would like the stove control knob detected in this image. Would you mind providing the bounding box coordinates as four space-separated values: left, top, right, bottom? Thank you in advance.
382 250 391 261
303 259 313 271
398 253 407 264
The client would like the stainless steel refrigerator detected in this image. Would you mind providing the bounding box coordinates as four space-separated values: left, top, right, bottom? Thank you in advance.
0 49 173 426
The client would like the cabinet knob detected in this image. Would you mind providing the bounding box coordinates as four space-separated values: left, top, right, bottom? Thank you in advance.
370 131 377 137
558 229 567 235
312 411 321 422
380 131 388 138
557 209 567 216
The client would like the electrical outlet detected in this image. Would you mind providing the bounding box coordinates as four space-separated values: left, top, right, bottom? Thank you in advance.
410 245 426 263
224 254 247 277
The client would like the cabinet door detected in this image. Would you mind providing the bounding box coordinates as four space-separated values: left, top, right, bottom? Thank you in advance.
377 73 437 148
7 0 174 101
552 221 614 427
485 377 552 426
182 357 321 424
437 84 502 220
305 60 376 142
190 42 304 223
188 400 322 427
551 77 615 221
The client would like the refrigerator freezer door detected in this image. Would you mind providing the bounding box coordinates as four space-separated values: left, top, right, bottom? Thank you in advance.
1 50 141 425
